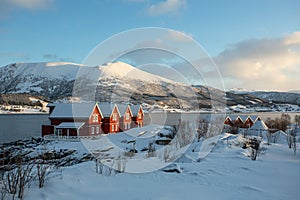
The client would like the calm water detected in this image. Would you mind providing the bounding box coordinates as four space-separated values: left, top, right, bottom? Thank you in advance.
0 114 49 143
0 112 299 143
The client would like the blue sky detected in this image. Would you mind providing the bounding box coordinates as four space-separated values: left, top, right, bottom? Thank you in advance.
0 0 300 91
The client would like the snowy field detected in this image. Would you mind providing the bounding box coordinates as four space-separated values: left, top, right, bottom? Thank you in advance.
22 128 300 200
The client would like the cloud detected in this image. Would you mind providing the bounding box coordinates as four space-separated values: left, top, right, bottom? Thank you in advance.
213 31 300 91
147 0 186 16
42 54 73 62
8 0 53 10
167 30 193 43
0 0 53 19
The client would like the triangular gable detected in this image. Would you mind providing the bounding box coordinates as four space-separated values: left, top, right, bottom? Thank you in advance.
97 102 121 118
131 104 143 117
116 104 133 117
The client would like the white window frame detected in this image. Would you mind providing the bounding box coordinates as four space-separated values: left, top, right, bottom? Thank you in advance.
96 126 100 134
125 113 129 120
92 114 98 122
115 124 118 131
91 127 95 135
112 124 114 132
112 113 117 121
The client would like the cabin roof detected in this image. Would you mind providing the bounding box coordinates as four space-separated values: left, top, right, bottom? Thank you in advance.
249 118 268 131
49 103 99 119
226 115 258 122
97 102 120 117
131 104 143 116
56 122 85 129
116 104 132 117
238 115 248 122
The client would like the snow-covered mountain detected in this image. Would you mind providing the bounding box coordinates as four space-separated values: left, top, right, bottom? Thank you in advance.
1 61 297 111
250 91 300 105
0 62 177 98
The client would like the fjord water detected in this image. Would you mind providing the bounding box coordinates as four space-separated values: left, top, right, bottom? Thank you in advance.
0 114 48 143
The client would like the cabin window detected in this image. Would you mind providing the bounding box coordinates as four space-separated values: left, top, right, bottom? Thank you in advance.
91 127 95 134
115 124 118 131
92 114 98 122
112 124 114 132
125 113 130 120
112 113 117 121
96 126 100 134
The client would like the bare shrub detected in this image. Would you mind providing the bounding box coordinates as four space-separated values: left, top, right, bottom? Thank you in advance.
113 155 127 173
197 119 209 141
243 137 260 161
172 121 194 148
266 114 291 131
146 142 156 158
162 147 172 162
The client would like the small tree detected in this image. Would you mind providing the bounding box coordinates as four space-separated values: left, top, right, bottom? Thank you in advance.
197 119 209 141
295 115 300 126
279 113 291 131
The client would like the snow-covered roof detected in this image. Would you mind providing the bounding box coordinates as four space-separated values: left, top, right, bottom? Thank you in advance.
249 119 268 131
226 115 258 122
97 102 120 117
239 115 248 122
249 115 258 122
50 103 99 119
116 104 132 117
227 115 238 121
56 122 85 129
131 104 143 116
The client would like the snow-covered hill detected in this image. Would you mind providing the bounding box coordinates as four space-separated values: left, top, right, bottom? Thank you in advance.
228 88 300 105
0 62 178 97
1 61 297 111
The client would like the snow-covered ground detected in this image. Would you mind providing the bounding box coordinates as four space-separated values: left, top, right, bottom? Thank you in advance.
0 105 48 114
22 128 300 200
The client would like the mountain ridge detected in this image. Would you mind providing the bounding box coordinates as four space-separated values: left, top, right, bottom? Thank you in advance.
0 61 298 111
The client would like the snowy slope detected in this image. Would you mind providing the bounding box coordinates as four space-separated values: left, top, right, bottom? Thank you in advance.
98 62 177 84
23 132 300 200
0 61 179 98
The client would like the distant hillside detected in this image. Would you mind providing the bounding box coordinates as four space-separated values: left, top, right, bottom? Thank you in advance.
0 62 298 111
0 93 49 106
250 91 300 105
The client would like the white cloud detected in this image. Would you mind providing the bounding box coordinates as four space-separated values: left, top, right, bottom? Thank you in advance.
9 0 53 10
214 31 300 91
167 30 193 42
0 0 53 19
147 0 186 16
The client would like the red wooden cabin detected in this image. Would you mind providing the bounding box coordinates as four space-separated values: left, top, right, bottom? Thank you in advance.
224 116 234 126
131 104 144 127
117 104 133 132
42 103 103 137
224 115 258 128
97 103 120 134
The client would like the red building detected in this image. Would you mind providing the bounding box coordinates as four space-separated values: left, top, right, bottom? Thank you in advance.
42 103 103 137
117 104 133 132
97 103 120 134
131 104 144 127
224 115 258 129
42 102 144 137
